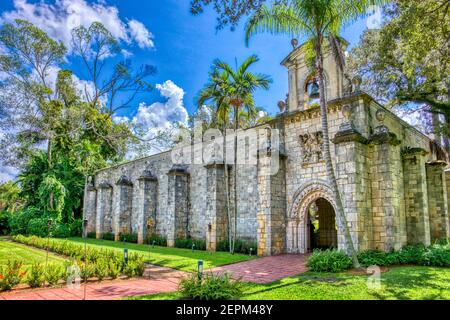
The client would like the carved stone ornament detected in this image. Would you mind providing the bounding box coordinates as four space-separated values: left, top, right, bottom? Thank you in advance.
299 131 324 164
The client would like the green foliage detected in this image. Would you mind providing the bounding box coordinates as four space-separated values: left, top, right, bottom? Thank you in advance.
102 232 115 241
38 175 66 219
27 263 45 288
0 260 25 291
144 235 167 247
175 238 206 251
307 249 353 273
12 235 145 282
347 0 450 115
179 272 243 300
217 240 257 255
119 233 138 244
87 232 97 239
45 263 64 286
123 255 145 278
357 244 450 268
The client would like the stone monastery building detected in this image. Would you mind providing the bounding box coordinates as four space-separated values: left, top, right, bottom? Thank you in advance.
84 41 450 256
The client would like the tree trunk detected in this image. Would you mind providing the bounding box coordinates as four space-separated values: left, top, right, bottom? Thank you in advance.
315 38 360 268
232 106 239 254
47 138 54 211
222 122 233 253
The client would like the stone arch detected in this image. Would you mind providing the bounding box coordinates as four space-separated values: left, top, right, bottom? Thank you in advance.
301 71 331 108
286 180 338 253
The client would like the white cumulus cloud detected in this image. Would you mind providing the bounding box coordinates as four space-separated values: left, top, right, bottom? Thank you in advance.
115 80 189 158
0 0 154 51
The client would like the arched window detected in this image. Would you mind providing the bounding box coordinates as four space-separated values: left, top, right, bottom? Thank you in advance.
305 77 320 107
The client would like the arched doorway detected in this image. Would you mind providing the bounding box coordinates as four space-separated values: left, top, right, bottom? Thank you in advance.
307 198 337 251
286 181 340 253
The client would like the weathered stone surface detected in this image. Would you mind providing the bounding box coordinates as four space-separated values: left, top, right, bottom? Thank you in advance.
83 41 449 255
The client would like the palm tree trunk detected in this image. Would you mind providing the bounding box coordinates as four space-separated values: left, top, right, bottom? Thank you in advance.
232 106 239 254
222 122 233 253
315 37 360 268
47 138 54 211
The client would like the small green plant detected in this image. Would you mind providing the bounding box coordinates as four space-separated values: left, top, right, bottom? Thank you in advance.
145 235 167 247
0 260 26 291
101 232 115 241
45 264 64 286
307 249 353 272
119 233 138 243
27 263 45 288
94 259 108 281
124 255 145 278
179 272 242 300
108 261 121 279
87 232 97 239
175 238 206 251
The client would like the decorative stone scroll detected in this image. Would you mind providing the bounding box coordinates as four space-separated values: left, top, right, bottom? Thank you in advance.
299 131 323 164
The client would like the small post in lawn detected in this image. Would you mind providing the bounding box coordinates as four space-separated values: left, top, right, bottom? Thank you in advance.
192 243 196 252
197 260 203 280
123 248 129 272
45 218 53 287
83 218 88 300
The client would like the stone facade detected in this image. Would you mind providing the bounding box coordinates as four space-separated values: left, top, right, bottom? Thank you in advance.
84 42 450 256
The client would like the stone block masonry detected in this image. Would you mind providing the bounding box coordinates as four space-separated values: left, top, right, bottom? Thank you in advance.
84 41 449 256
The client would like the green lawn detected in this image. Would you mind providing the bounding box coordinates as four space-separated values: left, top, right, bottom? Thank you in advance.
0 237 66 269
67 238 255 272
128 266 450 300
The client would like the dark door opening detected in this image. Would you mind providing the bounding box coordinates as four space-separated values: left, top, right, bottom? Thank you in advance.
307 198 338 251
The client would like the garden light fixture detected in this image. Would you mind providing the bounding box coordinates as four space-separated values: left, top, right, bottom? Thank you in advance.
197 260 203 280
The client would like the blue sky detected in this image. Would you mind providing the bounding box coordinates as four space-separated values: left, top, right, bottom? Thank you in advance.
0 0 369 117
0 0 372 182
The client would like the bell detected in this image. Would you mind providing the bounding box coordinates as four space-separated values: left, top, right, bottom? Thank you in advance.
308 82 319 98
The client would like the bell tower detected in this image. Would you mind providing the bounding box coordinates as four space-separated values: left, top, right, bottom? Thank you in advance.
281 39 350 112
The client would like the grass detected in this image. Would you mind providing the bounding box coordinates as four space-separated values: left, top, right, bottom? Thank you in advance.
67 237 255 272
128 266 450 300
0 237 66 269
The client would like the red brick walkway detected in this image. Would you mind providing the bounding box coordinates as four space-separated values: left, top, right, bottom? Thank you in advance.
0 264 186 300
211 254 309 284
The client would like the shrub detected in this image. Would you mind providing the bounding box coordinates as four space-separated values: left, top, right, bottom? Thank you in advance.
307 249 353 273
217 240 257 255
9 207 40 235
94 259 108 281
175 238 206 251
87 232 97 239
357 244 450 268
27 263 45 288
101 232 115 241
0 210 11 235
52 223 71 238
26 217 49 238
108 261 121 279
124 255 145 278
69 219 82 237
119 233 138 244
179 273 242 300
45 264 64 286
145 235 167 247
0 260 26 291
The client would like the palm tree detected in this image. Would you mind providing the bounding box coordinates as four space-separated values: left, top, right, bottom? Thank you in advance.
197 69 234 253
245 0 388 267
214 55 272 253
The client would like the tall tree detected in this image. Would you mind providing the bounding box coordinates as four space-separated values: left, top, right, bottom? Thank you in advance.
197 68 233 252
214 55 272 253
347 0 450 150
245 0 388 266
71 22 156 116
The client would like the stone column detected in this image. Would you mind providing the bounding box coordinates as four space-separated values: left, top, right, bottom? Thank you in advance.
369 110 406 251
114 175 134 241
426 161 449 240
137 170 158 244
333 104 371 252
205 164 228 252
166 165 190 247
402 149 431 245
256 141 286 257
85 180 97 235
96 182 112 239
